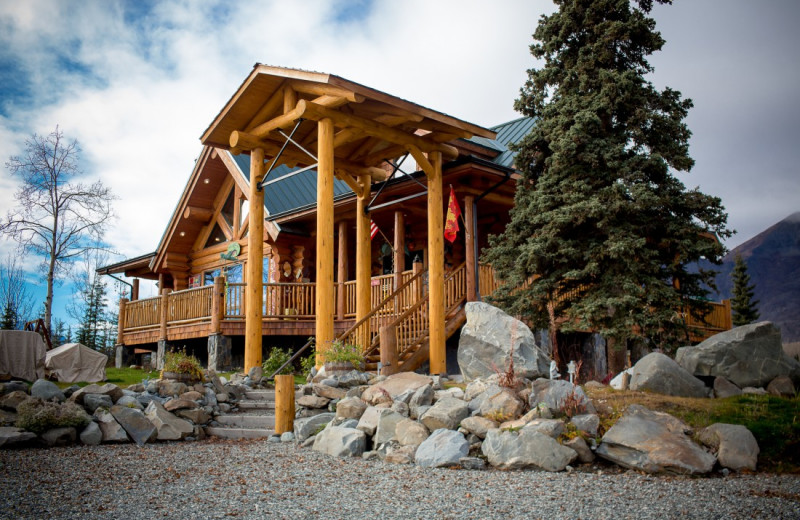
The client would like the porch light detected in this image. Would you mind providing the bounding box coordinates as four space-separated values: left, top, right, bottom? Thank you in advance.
179 231 185 237
204 178 210 184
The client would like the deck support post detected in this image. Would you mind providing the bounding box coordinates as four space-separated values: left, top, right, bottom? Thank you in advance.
336 220 348 321
245 147 266 373
427 151 446 375
355 174 372 353
275 374 295 434
393 210 405 290
315 118 336 365
464 195 477 302
117 298 128 346
379 325 399 376
211 276 225 335
131 279 139 301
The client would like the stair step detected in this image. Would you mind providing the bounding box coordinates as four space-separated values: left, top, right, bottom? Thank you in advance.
245 390 275 400
205 426 274 439
238 400 276 410
216 415 276 428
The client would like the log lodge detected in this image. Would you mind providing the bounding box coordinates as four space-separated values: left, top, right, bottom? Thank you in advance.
99 65 732 377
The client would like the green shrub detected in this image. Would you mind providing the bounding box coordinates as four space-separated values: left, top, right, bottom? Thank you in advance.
15 398 91 434
263 347 293 377
324 340 363 366
162 348 204 381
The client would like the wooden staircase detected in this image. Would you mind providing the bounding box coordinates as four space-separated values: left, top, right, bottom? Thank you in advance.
204 389 276 439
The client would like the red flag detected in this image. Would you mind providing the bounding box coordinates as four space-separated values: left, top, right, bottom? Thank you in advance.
370 220 379 240
444 185 461 243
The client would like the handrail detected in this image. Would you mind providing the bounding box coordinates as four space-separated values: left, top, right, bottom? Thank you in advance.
267 337 315 380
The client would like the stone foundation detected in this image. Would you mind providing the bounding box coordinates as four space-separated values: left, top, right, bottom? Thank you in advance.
208 334 232 372
156 340 166 371
115 345 135 369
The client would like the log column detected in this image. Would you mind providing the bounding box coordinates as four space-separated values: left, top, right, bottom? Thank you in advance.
393 210 405 290
245 147 266 372
355 174 372 352
131 279 140 301
464 195 477 302
427 151 446 375
337 220 348 321
315 118 336 364
117 298 128 346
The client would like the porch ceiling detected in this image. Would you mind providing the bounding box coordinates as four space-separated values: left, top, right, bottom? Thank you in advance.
200 64 496 178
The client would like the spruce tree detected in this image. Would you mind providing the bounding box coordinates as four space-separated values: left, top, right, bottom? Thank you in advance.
1 301 16 330
484 0 731 372
730 254 759 325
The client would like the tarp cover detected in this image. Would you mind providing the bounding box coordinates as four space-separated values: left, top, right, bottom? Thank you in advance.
0 330 46 382
45 343 107 383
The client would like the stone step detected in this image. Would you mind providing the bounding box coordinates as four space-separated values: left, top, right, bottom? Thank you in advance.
204 426 274 440
238 400 276 410
245 390 275 400
216 415 275 429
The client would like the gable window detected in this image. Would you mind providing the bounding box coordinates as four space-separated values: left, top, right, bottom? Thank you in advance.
204 223 227 249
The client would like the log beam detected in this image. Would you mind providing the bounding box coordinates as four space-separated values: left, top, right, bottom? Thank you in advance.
245 147 266 372
288 79 364 103
427 151 446 375
183 206 214 222
355 173 372 352
315 118 336 365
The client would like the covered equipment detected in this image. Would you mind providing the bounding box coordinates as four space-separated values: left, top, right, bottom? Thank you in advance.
0 330 47 382
45 343 107 383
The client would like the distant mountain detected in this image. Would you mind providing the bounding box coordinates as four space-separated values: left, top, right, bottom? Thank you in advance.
711 212 800 342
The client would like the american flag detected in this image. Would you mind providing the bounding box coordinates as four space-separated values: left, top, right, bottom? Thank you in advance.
370 220 379 240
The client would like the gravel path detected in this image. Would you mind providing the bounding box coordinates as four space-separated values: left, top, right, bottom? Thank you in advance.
1 439 799 520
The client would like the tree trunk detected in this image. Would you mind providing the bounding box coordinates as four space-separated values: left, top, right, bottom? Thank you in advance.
606 337 627 376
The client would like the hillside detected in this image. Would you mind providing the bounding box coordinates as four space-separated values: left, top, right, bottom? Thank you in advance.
712 212 800 341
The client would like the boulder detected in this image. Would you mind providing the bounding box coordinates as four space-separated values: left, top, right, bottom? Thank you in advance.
179 391 203 402
312 426 366 457
313 384 346 400
164 399 198 412
420 397 469 431
157 380 188 398
415 429 469 468
459 457 487 470
79 421 102 445
529 379 596 416
40 427 76 447
610 368 634 390
570 414 600 437
396 418 429 447
356 406 385 436
766 375 796 397
675 321 800 388
362 373 433 405
0 426 36 447
457 302 550 381
110 405 157 446
596 405 715 474
383 444 416 464
336 370 370 388
713 377 742 398
743 387 768 395
30 379 65 402
1 391 30 411
335 397 367 420
481 428 577 471
297 395 330 409
93 409 129 443
564 436 595 464
175 408 210 425
698 423 759 472
374 410 406 445
629 353 709 398
0 409 16 426
522 418 566 439
294 412 335 443
145 401 194 440
70 383 123 404
83 394 114 413
115 395 144 410
478 388 524 422
459 416 498 439
408 384 434 419
1 381 29 395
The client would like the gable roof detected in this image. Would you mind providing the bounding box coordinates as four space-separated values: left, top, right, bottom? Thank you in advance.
467 116 535 169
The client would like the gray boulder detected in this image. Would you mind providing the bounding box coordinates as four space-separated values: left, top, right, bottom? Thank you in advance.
396 418 429 447
482 428 577 471
110 405 157 446
565 436 595 464
157 381 188 398
713 377 742 398
415 429 469 468
336 397 367 420
383 444 417 464
1 391 30 411
312 426 366 457
420 397 469 431
571 414 600 437
460 416 498 439
294 412 335 443
698 423 759 472
83 393 114 414
629 353 709 398
409 384 434 419
362 372 432 405
478 388 524 421
0 426 36 447
523 418 566 439
70 383 123 405
356 406 385 437
596 405 715 474
79 421 102 445
374 410 405 445
458 302 550 381
529 379 596 416
145 401 194 440
30 379 65 402
676 321 800 388
116 395 144 410
297 395 330 409
40 427 76 447
176 408 210 425
766 375 796 397
93 409 129 443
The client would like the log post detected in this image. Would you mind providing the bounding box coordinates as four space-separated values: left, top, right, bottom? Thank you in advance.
159 289 171 341
427 151 446 375
723 299 732 330
131 279 140 301
274 374 295 435
413 256 424 300
464 194 477 302
336 220 348 321
355 174 372 353
379 325 399 376
393 210 405 290
245 147 266 372
211 276 225 335
117 298 128 345
315 118 336 364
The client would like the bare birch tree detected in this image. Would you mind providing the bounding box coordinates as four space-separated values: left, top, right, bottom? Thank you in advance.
1 126 115 332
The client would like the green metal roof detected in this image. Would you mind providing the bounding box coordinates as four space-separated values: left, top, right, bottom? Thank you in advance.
467 116 535 169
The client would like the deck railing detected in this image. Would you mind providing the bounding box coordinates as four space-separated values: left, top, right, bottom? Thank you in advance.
685 299 732 342
123 296 161 331
265 282 316 318
166 285 214 325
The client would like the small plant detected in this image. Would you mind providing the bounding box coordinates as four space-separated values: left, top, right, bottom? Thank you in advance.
324 340 363 367
262 346 293 377
559 388 589 419
16 398 90 434
485 409 513 423
162 348 204 381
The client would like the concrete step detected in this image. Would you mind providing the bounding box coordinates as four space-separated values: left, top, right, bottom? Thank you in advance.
245 390 275 400
216 415 275 429
204 426 274 439
238 400 276 410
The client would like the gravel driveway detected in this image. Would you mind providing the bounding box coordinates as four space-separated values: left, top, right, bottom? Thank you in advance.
1 439 799 519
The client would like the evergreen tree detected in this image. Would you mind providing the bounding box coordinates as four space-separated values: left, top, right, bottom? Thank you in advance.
75 275 107 351
730 254 759 325
484 0 731 372
51 318 67 347
1 301 16 330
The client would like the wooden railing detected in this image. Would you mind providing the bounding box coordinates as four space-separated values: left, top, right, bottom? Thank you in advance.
479 264 500 297
123 296 161 330
343 280 357 317
225 283 245 318
265 283 316 318
685 299 732 342
167 285 214 325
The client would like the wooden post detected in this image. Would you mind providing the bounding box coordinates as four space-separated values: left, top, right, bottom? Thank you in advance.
393 210 405 290
336 220 348 321
245 147 266 372
315 118 336 365
413 257 423 299
211 275 225 334
427 151 446 375
131 279 140 301
464 195 477 302
723 299 732 330
379 325 399 376
159 288 171 341
355 174 372 353
117 298 128 345
274 374 295 434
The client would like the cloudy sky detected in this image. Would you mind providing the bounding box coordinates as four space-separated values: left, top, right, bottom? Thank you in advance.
1 0 798 324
